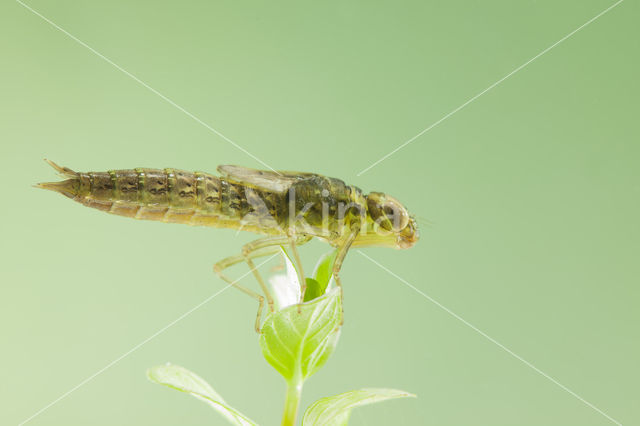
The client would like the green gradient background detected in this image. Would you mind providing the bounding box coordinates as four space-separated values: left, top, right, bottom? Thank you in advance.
1 1 638 425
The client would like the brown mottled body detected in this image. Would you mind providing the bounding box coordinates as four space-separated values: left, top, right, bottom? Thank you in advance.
37 161 419 248
38 160 419 332
39 163 285 236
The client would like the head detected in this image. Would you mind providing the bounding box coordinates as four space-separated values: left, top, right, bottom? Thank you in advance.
355 192 419 249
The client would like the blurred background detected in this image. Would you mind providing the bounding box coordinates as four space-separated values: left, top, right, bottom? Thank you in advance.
1 0 638 424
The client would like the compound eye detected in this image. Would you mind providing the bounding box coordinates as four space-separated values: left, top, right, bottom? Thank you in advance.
368 193 409 232
383 201 409 232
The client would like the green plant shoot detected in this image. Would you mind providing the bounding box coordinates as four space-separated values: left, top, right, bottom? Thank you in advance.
147 249 415 425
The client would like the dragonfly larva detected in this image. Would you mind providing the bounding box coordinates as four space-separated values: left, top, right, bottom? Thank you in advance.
37 160 419 331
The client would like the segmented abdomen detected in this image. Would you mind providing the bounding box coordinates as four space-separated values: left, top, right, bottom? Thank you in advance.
38 162 286 234
77 168 223 225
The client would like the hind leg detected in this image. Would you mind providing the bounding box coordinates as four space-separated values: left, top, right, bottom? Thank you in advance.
214 235 311 332
241 235 311 309
214 247 280 333
240 237 291 314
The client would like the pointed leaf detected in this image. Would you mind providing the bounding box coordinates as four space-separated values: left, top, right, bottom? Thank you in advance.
303 277 323 302
302 388 415 426
269 273 300 310
260 289 341 382
147 364 258 426
269 247 301 309
312 249 338 290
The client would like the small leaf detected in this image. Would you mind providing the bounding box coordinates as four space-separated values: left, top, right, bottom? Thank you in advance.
260 289 342 382
302 388 415 426
312 249 338 290
147 364 258 426
269 273 300 310
303 277 323 302
269 247 301 309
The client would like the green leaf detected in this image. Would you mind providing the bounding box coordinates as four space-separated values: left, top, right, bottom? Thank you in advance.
303 277 323 302
260 288 342 382
312 249 338 291
302 388 416 426
269 247 301 309
304 249 338 302
147 364 258 426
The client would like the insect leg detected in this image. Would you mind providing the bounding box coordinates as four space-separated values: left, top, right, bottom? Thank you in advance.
214 247 279 333
287 237 307 306
241 235 311 313
331 225 360 325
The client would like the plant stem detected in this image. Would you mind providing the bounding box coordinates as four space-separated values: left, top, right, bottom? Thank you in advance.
282 376 303 426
